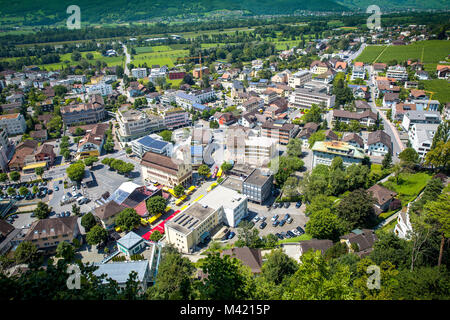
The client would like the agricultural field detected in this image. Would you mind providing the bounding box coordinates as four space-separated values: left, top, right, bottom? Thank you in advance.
356 40 450 65
131 49 189 68
419 79 450 104
37 51 124 70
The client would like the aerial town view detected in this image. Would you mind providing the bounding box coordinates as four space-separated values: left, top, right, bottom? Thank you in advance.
0 0 449 309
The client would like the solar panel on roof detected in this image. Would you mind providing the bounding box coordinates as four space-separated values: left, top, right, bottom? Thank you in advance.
173 213 185 223
108 189 130 204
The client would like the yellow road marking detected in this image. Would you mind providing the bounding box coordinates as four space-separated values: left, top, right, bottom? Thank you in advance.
193 194 204 202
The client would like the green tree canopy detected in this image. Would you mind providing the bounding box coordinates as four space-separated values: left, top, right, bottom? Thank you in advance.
146 196 167 216
115 208 140 232
81 212 97 232
66 162 86 182
86 225 108 246
34 201 51 220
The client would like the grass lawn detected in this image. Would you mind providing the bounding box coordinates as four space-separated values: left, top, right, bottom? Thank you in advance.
356 40 450 65
36 51 124 70
277 233 312 244
379 218 397 234
419 79 450 104
167 78 183 87
131 49 188 68
382 172 432 205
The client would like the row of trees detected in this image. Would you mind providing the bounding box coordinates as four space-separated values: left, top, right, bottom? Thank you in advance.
101 158 134 175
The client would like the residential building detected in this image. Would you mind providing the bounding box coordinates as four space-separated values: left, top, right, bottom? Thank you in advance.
367 184 399 214
130 135 173 158
221 247 263 274
289 88 335 109
261 120 299 145
298 239 333 256
0 129 15 172
140 151 192 187
0 113 27 135
61 95 106 126
94 200 128 229
401 110 441 131
332 109 377 127
296 122 319 148
394 206 413 239
226 131 277 166
24 217 80 250
340 229 378 258
242 168 273 205
342 133 364 149
242 97 264 113
310 61 329 74
116 108 165 142
393 103 416 121
86 82 113 96
312 141 365 168
367 130 392 156
131 68 147 79
288 70 312 88
409 123 439 159
386 65 408 81
34 143 56 166
8 140 39 171
193 66 209 78
163 108 190 129
436 65 450 80
0 220 21 255
324 129 338 141
75 124 106 160
351 65 365 81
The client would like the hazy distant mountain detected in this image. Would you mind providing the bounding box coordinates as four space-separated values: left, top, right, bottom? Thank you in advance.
0 0 448 26
337 0 450 11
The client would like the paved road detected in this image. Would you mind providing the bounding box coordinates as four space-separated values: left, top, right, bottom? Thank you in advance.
122 42 131 76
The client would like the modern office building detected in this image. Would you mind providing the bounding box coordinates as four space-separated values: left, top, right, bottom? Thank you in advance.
289 88 335 109
0 113 27 135
288 70 312 88
408 123 439 159
130 135 173 158
116 108 165 142
261 120 299 145
242 168 273 204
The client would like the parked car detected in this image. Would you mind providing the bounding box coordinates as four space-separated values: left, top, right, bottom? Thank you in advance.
56 213 61 217
296 226 305 234
276 233 284 240
260 217 266 222
295 201 302 208
287 231 295 238
272 220 279 227
72 186 76 192
279 219 286 227
223 230 231 240
287 217 293 224
284 231 291 239
284 202 290 208
283 213 290 221
271 214 279 221
252 216 260 223
259 222 267 229
281 231 288 238
228 231 235 240
54 186 59 191
292 229 301 236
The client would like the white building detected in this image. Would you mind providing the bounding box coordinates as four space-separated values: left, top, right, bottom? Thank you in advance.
288 70 312 88
226 135 277 167
86 82 113 96
0 113 27 135
394 205 413 239
351 65 365 80
289 88 335 109
367 130 392 157
386 65 409 81
116 108 165 143
401 110 441 131
311 141 365 168
131 68 148 79
408 123 439 159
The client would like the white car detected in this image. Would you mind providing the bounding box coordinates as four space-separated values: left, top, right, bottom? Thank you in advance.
252 216 260 223
72 186 76 192
291 229 301 236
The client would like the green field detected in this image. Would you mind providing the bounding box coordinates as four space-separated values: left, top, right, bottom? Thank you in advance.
356 40 450 64
35 51 124 70
277 233 312 244
419 79 450 104
132 49 189 68
382 172 432 205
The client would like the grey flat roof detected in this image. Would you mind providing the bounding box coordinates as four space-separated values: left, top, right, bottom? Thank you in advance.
166 202 215 235
94 260 149 284
243 168 272 186
221 176 244 192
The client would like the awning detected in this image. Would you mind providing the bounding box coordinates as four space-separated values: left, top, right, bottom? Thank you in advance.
22 162 47 171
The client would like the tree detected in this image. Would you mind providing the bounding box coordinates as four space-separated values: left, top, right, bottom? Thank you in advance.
424 193 450 266
173 184 185 198
34 201 51 220
146 196 167 216
198 164 210 178
303 104 322 124
14 241 39 265
283 250 356 300
305 208 343 241
35 167 44 178
150 230 163 242
369 231 410 270
115 208 140 232
84 156 98 167
19 186 29 196
336 189 375 230
236 220 261 248
86 225 108 246
147 246 195 300
399 147 419 169
9 171 20 181
425 140 450 170
286 138 303 157
0 173 8 182
7 187 16 196
66 162 85 182
198 253 250 300
221 162 233 172
262 249 298 285
308 131 325 148
393 162 402 184
81 212 97 232
159 130 172 142
71 51 82 61
209 120 219 129
74 127 85 136
56 241 75 261
72 204 81 217
382 151 393 170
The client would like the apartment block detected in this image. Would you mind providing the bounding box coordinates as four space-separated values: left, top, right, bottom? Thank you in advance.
289 88 335 109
